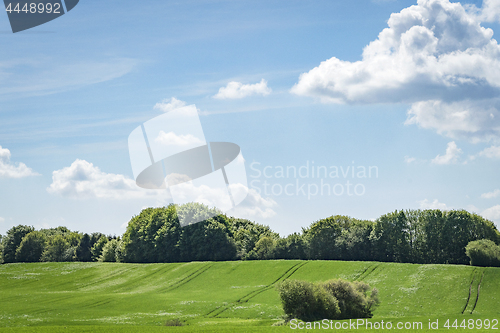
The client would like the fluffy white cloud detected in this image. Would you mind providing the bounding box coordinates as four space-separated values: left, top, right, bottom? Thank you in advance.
155 131 204 147
475 0 500 23
292 0 500 141
0 217 4 223
482 204 500 221
431 141 462 164
47 159 154 199
481 189 500 199
0 145 39 178
214 79 272 99
154 97 187 113
418 198 449 210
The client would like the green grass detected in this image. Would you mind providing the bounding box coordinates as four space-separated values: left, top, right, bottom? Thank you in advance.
0 261 498 332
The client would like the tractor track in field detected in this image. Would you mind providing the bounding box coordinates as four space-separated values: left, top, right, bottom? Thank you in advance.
470 271 484 314
355 263 381 281
205 261 309 318
462 268 477 314
161 263 212 292
462 268 485 314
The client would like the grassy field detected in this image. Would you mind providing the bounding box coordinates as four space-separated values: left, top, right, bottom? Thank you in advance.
0 261 498 332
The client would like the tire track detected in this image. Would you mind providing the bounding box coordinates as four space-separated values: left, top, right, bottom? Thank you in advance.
462 268 477 314
470 270 484 314
354 263 380 281
161 263 212 292
206 261 308 318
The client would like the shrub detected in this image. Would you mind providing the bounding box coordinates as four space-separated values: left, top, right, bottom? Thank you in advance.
321 279 379 319
466 239 500 267
277 279 339 321
277 279 378 321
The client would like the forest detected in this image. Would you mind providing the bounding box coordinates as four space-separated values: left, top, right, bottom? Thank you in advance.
1 203 499 266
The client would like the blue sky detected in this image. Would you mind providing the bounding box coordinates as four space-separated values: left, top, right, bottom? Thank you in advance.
1 0 500 236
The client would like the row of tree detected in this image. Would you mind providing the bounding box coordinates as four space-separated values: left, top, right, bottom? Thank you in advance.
1 203 499 265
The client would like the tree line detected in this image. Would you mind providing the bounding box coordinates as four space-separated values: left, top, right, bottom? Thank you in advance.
1 203 499 265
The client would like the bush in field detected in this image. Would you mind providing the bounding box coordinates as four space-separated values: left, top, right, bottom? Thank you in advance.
276 279 340 321
277 279 379 321
465 239 500 267
320 279 379 319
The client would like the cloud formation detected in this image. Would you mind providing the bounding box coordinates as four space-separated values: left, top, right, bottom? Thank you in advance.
418 198 449 210
154 97 187 113
292 0 500 141
47 159 152 199
155 131 204 147
0 145 39 178
214 79 272 99
478 145 500 158
431 141 462 164
481 189 500 199
482 204 500 221
229 188 277 219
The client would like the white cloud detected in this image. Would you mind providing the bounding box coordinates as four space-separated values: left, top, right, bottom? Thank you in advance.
47 159 155 199
431 141 462 164
155 131 204 147
0 217 4 223
404 156 417 164
229 188 277 219
475 0 500 23
418 199 449 210
154 97 187 113
291 0 500 141
214 79 272 99
0 145 39 178
481 189 500 199
405 99 500 142
478 145 500 158
482 204 500 221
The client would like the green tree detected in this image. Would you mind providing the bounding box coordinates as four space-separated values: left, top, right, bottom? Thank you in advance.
41 235 73 262
252 235 276 259
370 211 411 263
2 225 34 263
304 216 351 260
91 236 108 261
75 233 92 262
15 231 47 262
100 239 119 262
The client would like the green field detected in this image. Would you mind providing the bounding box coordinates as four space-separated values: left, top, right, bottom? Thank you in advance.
0 261 499 332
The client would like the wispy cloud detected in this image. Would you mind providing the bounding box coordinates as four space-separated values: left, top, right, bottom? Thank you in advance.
0 58 137 97
481 189 500 199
